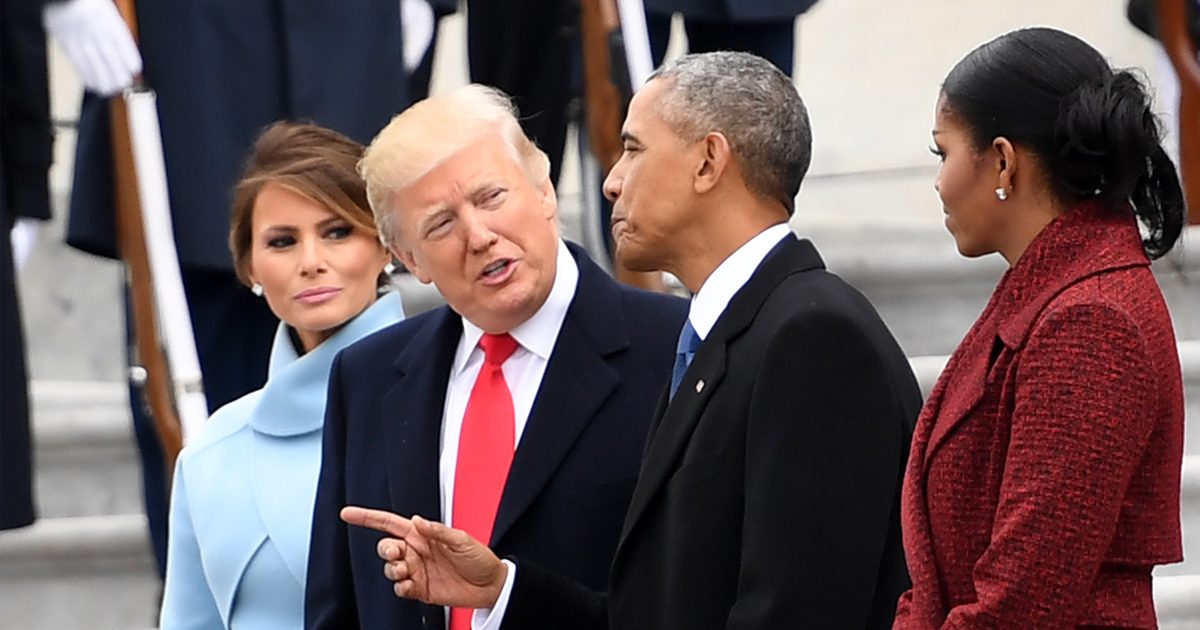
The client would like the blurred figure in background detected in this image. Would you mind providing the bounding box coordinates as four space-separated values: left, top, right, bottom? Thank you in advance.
644 0 822 75
466 0 576 187
0 0 54 532
1125 0 1200 163
159 122 403 629
405 0 457 101
897 27 1186 629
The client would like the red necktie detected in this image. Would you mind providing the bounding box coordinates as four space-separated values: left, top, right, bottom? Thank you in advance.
450 332 519 630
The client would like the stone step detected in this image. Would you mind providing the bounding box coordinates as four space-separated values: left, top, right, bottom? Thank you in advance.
1157 574 1200 630
0 514 158 630
30 380 140 520
1172 455 1200 578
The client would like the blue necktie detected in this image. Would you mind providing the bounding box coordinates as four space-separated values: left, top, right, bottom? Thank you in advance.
669 320 702 399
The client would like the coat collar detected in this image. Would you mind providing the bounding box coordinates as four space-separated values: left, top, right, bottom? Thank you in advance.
992 201 1149 350
383 243 628 545
250 292 405 436
619 234 823 544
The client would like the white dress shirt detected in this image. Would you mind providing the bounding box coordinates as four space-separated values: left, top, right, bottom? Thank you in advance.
483 223 794 627
686 222 792 340
439 240 578 629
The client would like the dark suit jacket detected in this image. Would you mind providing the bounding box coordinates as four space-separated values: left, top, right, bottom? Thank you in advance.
894 203 1185 629
506 235 920 629
465 0 573 186
305 243 687 629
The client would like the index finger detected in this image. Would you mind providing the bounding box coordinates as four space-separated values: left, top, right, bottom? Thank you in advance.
341 506 416 538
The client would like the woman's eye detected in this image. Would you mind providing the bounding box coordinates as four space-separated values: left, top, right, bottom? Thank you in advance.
928 145 946 162
327 225 352 240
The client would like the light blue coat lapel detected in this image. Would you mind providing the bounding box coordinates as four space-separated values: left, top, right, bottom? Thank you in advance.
250 292 406 437
250 431 321 587
181 407 271 626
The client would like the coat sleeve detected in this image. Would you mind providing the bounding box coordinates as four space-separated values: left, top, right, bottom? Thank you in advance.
501 559 608 630
941 303 1158 628
304 352 361 628
160 459 225 629
727 308 912 629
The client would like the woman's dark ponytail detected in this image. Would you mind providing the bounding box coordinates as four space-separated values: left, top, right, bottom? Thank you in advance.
1053 69 1184 258
1137 145 1186 259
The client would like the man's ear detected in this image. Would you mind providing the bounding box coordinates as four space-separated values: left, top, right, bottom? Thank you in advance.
392 247 432 284
695 131 732 195
992 136 1017 193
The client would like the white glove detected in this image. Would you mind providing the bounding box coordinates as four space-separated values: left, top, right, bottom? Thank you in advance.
43 0 142 96
400 0 435 73
11 218 41 271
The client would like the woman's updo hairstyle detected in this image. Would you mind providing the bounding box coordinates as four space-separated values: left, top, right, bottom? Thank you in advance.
941 27 1184 259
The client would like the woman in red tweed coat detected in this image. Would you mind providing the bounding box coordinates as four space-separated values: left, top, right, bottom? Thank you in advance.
896 28 1188 629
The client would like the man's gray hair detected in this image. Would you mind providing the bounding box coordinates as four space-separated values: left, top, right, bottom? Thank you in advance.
649 51 811 215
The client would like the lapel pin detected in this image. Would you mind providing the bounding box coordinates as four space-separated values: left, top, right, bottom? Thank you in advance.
695 379 705 393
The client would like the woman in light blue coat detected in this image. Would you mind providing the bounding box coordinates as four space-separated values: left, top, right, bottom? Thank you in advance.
160 122 404 629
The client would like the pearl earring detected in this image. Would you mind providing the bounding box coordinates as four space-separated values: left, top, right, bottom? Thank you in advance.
251 283 263 297
995 187 1008 201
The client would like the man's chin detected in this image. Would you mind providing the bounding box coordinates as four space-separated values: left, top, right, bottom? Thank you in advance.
614 245 656 274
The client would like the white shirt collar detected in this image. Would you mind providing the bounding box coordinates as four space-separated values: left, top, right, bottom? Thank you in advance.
453 239 578 374
688 223 792 340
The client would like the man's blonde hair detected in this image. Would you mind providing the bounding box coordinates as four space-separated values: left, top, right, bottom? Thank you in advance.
360 84 551 249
